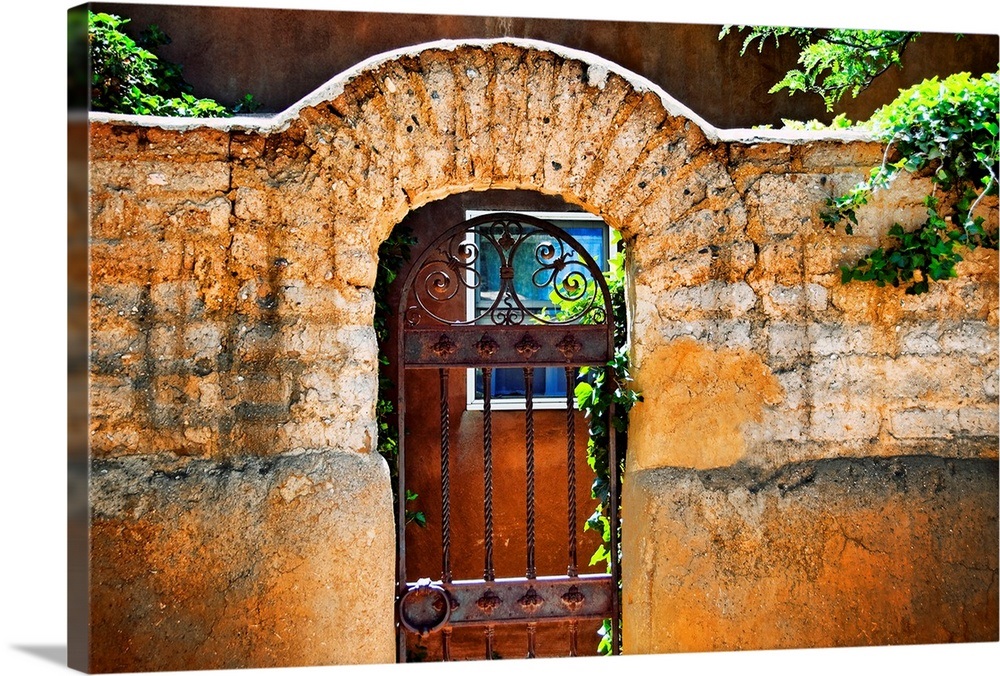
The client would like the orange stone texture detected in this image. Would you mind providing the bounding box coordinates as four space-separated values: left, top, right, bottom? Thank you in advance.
83 41 998 671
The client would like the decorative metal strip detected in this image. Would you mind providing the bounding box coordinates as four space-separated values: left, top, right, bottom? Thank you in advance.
556 333 583 360
430 333 458 358
423 574 614 626
403 325 611 368
527 622 537 659
515 333 542 359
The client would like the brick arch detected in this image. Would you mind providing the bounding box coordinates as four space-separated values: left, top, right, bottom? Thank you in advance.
273 42 732 263
277 39 752 362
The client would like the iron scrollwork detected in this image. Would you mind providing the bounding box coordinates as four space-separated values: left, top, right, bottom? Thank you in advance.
402 214 612 328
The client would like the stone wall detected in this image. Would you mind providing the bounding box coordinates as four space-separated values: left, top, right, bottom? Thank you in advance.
84 40 998 671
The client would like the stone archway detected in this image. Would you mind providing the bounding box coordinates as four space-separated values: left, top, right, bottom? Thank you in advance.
85 37 998 671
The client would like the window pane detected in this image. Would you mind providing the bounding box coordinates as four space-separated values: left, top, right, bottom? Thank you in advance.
474 367 568 399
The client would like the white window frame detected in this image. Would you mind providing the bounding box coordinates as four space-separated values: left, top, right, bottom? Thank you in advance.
464 210 611 411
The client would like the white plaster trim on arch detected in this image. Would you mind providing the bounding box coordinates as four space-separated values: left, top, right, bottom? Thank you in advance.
87 37 879 145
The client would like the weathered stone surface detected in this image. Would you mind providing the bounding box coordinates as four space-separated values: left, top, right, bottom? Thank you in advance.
89 451 394 673
623 456 999 653
629 338 784 471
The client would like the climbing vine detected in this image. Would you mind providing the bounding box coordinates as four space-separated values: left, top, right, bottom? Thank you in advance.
722 27 998 295
825 71 998 293
373 225 423 526
551 231 641 655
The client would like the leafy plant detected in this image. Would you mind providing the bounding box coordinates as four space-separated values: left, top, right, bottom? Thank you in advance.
373 225 420 525
828 70 998 293
233 93 263 115
87 11 257 118
405 490 427 528
549 231 641 655
724 26 998 295
721 26 917 111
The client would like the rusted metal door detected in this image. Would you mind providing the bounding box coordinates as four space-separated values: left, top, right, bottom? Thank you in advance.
395 213 620 661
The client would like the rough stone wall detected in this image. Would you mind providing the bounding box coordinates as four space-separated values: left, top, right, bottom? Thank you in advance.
86 40 998 670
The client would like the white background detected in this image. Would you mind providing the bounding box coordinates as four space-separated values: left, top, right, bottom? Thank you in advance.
2 1 997 674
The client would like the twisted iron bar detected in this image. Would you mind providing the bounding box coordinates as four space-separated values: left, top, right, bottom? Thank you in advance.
439 368 452 583
485 625 495 660
566 366 578 577
442 627 452 662
524 367 536 580
482 367 495 582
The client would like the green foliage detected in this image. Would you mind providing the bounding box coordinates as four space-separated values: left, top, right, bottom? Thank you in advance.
374 225 419 524
826 71 998 230
550 231 640 656
720 26 916 111
840 198 967 294
725 24 998 295
88 11 257 117
233 93 263 115
405 490 427 528
827 70 998 293
777 113 856 131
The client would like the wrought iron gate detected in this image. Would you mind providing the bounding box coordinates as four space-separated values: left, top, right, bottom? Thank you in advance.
394 213 620 660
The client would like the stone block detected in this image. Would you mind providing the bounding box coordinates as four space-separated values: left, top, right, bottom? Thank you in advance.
183 322 225 361
810 323 876 357
942 320 997 356
747 173 828 240
88 451 395 672
890 408 962 439
959 407 1000 438
810 406 880 441
150 280 205 319
623 457 998 653
768 322 808 368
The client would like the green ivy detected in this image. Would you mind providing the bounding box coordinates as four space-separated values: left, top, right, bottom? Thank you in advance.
723 26 998 296
826 71 998 293
373 225 422 526
550 232 641 655
88 11 255 117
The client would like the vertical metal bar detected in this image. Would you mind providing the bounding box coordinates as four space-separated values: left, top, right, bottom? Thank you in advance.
527 622 537 658
565 366 578 577
569 619 578 657
396 349 408 662
524 367 536 579
439 368 452 583
482 367 495 582
485 624 495 660
442 627 453 662
609 393 621 656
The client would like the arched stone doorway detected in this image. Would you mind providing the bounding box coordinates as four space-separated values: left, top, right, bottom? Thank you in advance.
386 190 621 661
85 38 766 668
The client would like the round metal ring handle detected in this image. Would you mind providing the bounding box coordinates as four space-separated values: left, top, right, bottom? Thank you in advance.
398 579 453 637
